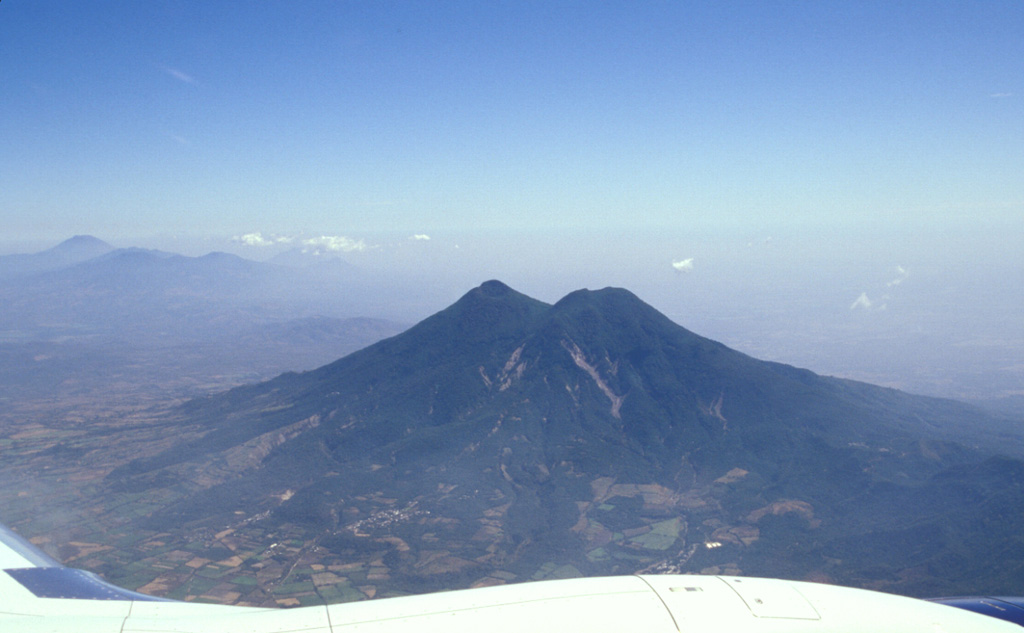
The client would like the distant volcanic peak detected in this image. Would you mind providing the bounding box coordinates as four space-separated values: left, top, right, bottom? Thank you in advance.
88 249 179 267
199 251 241 261
194 251 263 271
54 235 113 251
45 235 115 262
477 279 514 297
104 247 174 258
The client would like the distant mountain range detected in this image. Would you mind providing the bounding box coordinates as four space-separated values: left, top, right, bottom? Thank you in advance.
0 236 408 404
1 239 343 341
104 280 1024 600
0 236 430 343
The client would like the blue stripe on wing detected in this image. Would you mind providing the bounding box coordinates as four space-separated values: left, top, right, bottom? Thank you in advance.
1 522 170 602
5 568 168 601
929 597 1024 627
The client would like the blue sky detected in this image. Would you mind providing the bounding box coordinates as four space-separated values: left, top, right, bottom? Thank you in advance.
1 1 1021 244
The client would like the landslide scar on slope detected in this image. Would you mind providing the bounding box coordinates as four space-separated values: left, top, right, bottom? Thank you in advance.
561 339 624 418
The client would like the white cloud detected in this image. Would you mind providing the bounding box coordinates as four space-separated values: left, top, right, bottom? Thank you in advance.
990 92 1012 98
302 235 368 253
234 232 272 247
163 66 196 84
850 292 872 310
887 265 909 287
235 233 370 253
411 234 431 241
672 258 694 272
232 232 293 247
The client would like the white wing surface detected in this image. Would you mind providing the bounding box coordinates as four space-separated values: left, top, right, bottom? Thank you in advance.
0 521 1018 632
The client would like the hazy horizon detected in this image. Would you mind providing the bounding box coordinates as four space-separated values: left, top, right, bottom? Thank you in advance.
2 225 1020 405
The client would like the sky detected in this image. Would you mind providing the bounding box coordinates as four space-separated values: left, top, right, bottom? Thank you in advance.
1 1 1022 400
2 1 1021 240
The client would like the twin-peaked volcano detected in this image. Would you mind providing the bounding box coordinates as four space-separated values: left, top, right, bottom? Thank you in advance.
108 281 1024 599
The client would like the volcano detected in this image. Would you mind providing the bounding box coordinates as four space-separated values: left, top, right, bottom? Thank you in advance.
107 281 1024 599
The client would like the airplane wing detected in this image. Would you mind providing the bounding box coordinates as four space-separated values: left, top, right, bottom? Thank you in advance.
0 523 59 569
929 596 1024 627
1 521 1020 632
